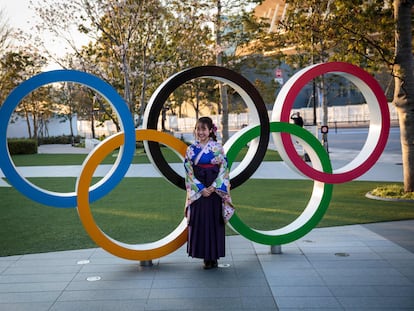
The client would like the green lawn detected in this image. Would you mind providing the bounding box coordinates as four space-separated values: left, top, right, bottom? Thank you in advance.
0 177 413 257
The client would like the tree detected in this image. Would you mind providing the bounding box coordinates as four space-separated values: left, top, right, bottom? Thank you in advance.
41 0 150 106
159 0 215 119
51 82 83 143
0 48 48 139
215 0 229 142
0 8 12 57
20 86 53 140
0 8 13 104
280 0 390 146
34 0 217 129
89 0 171 123
393 0 414 192
277 0 413 193
212 0 266 142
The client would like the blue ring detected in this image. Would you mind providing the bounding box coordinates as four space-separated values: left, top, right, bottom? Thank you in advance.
0 70 135 207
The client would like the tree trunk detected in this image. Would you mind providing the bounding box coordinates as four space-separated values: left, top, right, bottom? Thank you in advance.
67 85 75 144
138 49 148 129
219 83 229 143
68 114 74 145
91 96 96 139
32 113 38 140
195 87 200 121
122 51 133 114
24 109 32 139
393 0 414 192
139 70 147 127
216 0 229 143
29 92 38 140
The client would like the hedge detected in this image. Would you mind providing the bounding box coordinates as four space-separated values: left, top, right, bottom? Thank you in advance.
7 139 38 155
37 135 82 145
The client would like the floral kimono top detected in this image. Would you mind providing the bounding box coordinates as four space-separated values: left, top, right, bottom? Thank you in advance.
184 139 231 209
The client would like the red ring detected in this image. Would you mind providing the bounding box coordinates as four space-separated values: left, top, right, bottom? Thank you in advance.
277 62 390 183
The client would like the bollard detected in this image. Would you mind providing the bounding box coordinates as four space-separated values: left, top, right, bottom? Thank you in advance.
270 245 282 254
140 260 153 267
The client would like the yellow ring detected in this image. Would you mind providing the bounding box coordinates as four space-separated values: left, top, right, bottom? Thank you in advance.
76 129 188 260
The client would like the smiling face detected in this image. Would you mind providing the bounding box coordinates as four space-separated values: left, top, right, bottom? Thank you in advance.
195 122 211 145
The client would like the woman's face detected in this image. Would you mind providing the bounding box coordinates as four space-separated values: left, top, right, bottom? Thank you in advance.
195 122 211 144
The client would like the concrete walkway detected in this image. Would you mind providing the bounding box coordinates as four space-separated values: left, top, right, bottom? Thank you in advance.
1 222 413 311
0 144 412 310
0 143 404 183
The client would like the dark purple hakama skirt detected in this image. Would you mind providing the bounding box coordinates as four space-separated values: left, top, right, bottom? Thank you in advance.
187 165 225 260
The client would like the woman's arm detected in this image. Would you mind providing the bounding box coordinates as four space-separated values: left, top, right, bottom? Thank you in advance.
184 146 206 203
211 143 230 196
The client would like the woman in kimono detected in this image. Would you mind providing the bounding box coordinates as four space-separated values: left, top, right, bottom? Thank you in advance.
184 117 231 269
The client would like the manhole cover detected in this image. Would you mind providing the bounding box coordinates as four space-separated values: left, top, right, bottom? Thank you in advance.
77 260 90 265
218 263 231 268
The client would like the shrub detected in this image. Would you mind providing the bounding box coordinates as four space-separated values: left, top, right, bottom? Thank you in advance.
7 139 37 155
37 135 82 145
371 184 414 200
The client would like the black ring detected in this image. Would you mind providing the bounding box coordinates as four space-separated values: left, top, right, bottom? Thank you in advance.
144 65 270 189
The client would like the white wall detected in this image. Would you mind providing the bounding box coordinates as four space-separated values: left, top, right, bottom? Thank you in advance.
6 114 78 138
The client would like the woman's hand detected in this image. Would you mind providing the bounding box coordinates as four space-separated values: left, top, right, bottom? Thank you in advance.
201 188 211 197
201 186 216 197
207 185 216 193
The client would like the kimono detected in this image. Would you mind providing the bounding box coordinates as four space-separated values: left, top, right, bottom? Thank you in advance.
184 139 231 261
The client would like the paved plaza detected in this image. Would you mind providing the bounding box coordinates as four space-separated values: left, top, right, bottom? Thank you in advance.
0 143 413 310
0 222 413 311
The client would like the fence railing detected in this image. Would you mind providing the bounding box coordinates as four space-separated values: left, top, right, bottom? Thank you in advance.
165 102 399 134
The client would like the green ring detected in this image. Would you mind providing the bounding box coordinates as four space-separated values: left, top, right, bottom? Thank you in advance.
226 122 333 245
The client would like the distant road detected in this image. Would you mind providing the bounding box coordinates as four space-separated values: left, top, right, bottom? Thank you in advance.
181 126 402 163
325 127 401 153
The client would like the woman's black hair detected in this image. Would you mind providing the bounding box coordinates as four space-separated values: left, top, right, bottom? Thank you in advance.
196 116 217 141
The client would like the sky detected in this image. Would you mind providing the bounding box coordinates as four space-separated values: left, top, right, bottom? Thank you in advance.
0 0 32 32
1 0 88 70
1 1 256 71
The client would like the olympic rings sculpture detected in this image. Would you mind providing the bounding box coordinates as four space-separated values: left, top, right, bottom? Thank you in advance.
0 62 390 260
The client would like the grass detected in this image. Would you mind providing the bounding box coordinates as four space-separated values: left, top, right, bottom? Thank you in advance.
2 148 412 256
1 177 413 257
12 148 412 202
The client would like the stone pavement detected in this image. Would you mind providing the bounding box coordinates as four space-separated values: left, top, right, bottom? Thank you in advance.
0 222 413 311
0 144 413 310
0 143 404 183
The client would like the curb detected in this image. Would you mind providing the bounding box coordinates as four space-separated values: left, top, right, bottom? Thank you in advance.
365 191 414 202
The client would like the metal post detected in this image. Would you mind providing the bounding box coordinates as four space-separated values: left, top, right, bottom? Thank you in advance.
140 260 153 267
270 245 282 254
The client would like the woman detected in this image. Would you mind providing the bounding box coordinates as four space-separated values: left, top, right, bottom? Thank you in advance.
184 116 231 269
